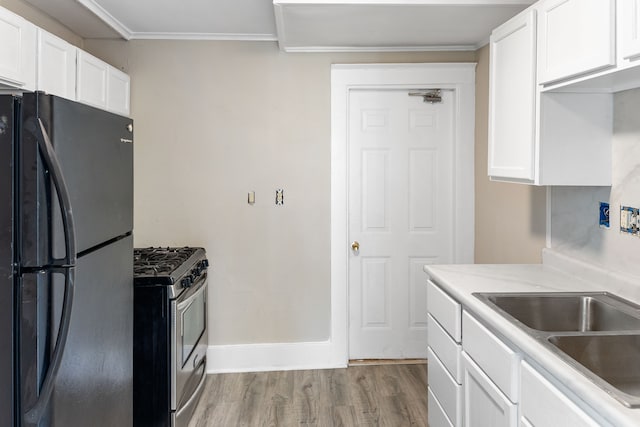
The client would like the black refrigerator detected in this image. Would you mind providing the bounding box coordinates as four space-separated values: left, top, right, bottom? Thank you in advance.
0 92 134 427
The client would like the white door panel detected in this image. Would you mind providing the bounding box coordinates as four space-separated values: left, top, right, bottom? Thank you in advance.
348 89 454 359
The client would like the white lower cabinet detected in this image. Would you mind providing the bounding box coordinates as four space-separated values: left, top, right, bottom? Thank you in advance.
520 361 611 427
426 279 616 427
463 351 517 427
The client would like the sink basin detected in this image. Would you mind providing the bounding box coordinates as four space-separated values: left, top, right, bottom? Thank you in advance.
549 334 640 405
477 292 640 332
474 291 640 407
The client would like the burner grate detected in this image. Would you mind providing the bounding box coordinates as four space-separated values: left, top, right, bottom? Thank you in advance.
133 247 198 277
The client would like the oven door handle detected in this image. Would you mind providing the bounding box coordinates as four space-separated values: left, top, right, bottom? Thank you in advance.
176 274 207 312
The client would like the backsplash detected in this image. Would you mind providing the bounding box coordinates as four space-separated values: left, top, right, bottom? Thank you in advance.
550 88 640 279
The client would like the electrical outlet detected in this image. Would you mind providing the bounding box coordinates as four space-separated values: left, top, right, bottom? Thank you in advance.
599 202 610 229
620 206 639 235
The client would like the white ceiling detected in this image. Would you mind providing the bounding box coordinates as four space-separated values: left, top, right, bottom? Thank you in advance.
24 0 535 51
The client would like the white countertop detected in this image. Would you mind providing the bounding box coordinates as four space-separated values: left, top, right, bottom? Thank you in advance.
423 262 640 427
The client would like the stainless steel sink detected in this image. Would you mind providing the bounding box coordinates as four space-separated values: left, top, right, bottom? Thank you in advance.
549 334 640 401
478 292 640 332
473 291 640 407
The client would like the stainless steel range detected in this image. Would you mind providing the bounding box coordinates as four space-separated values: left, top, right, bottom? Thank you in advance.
133 247 209 427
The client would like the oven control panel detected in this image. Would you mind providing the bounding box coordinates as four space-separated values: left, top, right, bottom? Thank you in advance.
181 259 209 288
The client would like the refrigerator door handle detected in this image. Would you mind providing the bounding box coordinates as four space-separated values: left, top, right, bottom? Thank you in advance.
24 267 75 425
24 118 78 424
34 118 77 267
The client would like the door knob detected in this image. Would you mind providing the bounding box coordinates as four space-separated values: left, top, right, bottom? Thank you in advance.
351 241 360 253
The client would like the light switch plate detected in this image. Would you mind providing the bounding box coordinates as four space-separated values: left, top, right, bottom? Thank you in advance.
275 189 284 206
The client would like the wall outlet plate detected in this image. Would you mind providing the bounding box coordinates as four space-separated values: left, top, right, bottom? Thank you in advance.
599 202 610 228
620 205 639 235
275 189 284 206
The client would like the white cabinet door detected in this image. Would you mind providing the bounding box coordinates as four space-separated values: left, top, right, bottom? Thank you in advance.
462 352 517 427
107 66 130 116
0 7 36 90
620 0 640 61
538 0 615 85
77 50 108 110
37 29 76 100
488 8 536 181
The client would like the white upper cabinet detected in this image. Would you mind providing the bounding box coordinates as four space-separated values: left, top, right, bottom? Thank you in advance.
37 29 76 100
488 9 537 181
488 2 613 185
107 66 130 117
0 7 36 91
77 50 130 116
620 0 640 62
537 0 615 85
77 50 108 110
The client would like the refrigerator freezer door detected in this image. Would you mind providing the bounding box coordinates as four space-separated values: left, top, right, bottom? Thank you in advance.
49 235 133 426
0 95 16 427
20 92 133 266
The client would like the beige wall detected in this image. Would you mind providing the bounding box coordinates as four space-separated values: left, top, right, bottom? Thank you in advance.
0 0 82 47
474 45 546 264
83 39 548 346
85 39 479 345
0 0 547 343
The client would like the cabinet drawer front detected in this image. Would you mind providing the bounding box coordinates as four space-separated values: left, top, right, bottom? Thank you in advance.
428 347 462 426
428 314 462 383
427 280 461 342
462 311 520 402
463 352 517 427
428 386 455 427
520 361 610 427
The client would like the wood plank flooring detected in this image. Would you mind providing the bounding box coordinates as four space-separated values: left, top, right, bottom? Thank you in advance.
189 363 428 427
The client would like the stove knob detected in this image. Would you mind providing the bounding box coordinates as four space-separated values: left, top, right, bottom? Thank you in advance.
181 276 193 288
201 259 209 269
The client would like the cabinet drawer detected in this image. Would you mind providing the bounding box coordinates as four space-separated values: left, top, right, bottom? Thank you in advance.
428 386 454 427
428 314 462 383
427 280 461 342
463 351 517 427
428 347 462 426
520 361 610 427
462 311 520 402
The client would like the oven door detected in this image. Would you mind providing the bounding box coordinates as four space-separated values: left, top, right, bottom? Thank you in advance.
171 274 208 422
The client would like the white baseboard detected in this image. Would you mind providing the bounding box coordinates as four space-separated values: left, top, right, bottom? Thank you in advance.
206 341 347 374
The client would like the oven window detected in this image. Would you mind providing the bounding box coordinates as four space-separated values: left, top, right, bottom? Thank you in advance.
182 288 206 366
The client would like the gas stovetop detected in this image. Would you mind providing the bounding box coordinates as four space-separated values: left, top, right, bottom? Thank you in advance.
133 247 208 289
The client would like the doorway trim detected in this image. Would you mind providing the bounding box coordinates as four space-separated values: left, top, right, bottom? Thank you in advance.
330 63 476 365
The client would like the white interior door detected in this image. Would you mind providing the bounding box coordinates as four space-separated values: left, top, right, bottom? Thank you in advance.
348 89 455 359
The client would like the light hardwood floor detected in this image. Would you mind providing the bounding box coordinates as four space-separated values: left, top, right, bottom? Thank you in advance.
189 363 428 426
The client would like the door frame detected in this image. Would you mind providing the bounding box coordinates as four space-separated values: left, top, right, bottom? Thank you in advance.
330 63 476 364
